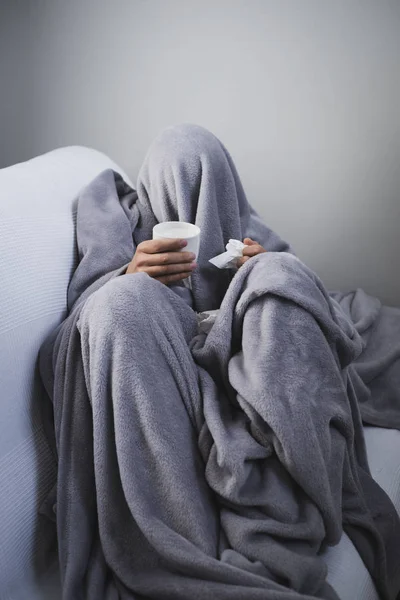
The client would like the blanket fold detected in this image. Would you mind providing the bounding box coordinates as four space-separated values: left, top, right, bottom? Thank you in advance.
39 124 400 600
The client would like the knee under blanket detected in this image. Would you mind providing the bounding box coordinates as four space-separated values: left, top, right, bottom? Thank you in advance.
39 125 400 600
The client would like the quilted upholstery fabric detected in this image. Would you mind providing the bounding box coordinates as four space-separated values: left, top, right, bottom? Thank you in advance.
0 146 132 599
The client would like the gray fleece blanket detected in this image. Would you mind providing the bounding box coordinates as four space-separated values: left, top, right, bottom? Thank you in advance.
39 125 400 600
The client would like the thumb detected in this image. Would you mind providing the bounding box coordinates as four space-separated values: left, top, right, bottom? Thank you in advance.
243 237 259 246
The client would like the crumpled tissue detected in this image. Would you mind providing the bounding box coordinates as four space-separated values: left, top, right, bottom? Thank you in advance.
197 309 220 334
209 239 246 269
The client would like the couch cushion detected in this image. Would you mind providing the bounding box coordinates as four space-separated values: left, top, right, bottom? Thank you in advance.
324 426 400 600
0 146 132 597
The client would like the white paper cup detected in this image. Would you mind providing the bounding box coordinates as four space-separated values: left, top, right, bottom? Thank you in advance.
152 221 201 260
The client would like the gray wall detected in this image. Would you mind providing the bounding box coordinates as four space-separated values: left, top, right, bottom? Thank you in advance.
0 1 35 168
1 0 400 305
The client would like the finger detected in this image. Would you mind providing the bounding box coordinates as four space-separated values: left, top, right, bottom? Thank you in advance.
157 272 192 285
140 263 196 277
236 256 251 267
242 245 266 257
243 237 259 246
139 238 188 254
138 251 196 267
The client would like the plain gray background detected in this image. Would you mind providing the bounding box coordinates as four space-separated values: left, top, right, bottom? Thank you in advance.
1 0 399 305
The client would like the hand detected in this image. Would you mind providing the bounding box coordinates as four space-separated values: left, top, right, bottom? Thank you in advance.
126 238 197 284
236 238 267 268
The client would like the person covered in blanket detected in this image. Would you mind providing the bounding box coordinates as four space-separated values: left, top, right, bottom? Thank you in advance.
41 124 400 600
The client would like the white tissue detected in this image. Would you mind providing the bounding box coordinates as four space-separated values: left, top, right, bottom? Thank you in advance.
209 239 246 269
197 309 220 334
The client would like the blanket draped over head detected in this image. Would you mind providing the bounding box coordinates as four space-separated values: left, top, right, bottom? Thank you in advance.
39 124 400 600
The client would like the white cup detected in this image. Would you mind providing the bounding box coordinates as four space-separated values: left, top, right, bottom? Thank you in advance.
152 221 201 260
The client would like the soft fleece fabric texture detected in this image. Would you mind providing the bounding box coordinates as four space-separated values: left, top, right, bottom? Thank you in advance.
39 125 400 600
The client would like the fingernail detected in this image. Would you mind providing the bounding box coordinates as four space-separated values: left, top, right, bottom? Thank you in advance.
189 253 196 260
190 262 197 269
180 240 187 247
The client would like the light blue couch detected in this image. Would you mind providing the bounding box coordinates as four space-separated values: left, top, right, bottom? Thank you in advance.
1 147 399 600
